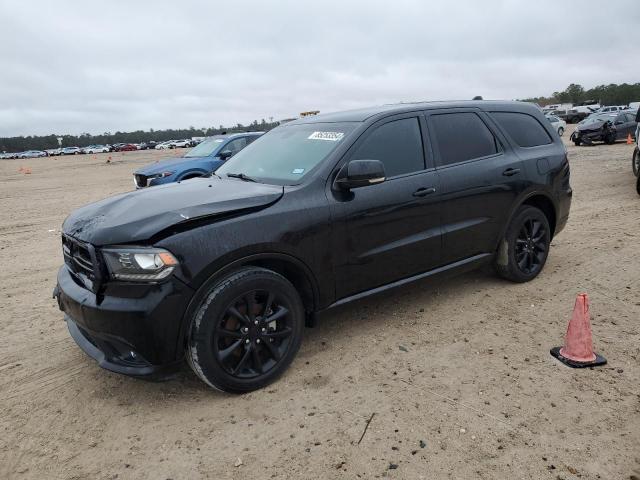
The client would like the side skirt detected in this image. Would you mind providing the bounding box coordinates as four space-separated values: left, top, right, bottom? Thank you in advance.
323 253 493 311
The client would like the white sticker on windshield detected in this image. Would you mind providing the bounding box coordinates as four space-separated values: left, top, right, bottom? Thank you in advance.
291 168 305 174
308 131 344 142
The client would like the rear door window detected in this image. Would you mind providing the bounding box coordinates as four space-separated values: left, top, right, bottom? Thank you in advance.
224 137 248 155
430 112 498 166
491 112 553 147
351 117 425 177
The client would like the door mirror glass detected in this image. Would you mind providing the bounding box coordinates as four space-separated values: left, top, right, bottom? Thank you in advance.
335 160 386 190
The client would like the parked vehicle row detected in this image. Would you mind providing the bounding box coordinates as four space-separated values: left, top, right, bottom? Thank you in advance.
542 102 640 124
1 139 203 159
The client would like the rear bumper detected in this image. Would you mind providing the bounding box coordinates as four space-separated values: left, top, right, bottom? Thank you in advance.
54 265 193 378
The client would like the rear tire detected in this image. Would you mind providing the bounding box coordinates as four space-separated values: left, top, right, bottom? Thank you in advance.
495 206 551 283
573 139 581 146
558 127 564 136
187 267 304 393
633 147 639 177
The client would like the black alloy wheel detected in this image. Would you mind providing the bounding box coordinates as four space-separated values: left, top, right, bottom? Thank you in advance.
213 290 293 379
495 205 551 283
187 267 304 393
514 218 547 276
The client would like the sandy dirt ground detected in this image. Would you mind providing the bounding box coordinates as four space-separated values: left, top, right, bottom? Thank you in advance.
1 131 639 480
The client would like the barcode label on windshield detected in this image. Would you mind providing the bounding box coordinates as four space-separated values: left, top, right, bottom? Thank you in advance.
308 131 344 142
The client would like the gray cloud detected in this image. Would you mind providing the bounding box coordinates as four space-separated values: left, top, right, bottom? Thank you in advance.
1 0 638 136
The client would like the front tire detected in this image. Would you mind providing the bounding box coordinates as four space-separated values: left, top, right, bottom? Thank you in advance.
558 127 564 136
495 206 551 283
604 131 616 145
187 267 304 393
632 147 639 177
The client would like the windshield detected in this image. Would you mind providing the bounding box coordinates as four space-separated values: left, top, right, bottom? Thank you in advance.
216 122 356 185
184 137 226 158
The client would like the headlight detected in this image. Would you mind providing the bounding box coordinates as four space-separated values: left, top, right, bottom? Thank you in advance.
102 247 178 282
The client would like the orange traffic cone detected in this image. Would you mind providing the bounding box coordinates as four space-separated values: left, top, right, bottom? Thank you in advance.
551 293 606 368
627 133 633 145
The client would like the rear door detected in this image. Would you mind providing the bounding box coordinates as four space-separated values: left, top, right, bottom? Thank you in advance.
330 114 442 298
426 109 525 265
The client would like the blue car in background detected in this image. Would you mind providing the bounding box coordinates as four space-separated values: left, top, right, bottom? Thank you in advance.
133 132 263 188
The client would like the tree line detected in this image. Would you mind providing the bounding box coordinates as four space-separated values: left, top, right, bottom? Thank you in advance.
3 82 640 153
521 82 640 107
0 119 281 153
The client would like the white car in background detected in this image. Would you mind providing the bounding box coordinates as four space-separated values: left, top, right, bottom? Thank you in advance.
83 145 110 154
545 114 567 136
45 148 62 156
18 150 47 158
597 105 626 113
155 140 176 150
173 139 192 148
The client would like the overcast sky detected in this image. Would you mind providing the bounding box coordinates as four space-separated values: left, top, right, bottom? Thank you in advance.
1 0 638 137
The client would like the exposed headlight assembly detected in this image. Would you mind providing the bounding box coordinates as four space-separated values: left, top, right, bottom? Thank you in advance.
102 247 178 282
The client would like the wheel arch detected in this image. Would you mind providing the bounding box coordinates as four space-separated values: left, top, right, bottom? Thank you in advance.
497 191 558 251
177 169 209 181
521 194 557 239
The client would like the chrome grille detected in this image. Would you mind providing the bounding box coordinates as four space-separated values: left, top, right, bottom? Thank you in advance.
62 234 97 288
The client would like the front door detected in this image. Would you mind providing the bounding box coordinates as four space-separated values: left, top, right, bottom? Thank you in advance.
329 115 442 299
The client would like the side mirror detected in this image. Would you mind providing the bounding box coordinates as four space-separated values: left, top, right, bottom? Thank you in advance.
218 150 233 160
335 159 386 190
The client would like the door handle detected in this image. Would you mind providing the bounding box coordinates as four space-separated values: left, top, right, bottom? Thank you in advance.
412 187 436 197
502 168 521 177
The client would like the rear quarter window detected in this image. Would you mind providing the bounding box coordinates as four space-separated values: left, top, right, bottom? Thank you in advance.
491 111 553 148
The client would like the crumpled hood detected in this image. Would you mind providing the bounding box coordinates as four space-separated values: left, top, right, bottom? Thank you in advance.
63 177 284 245
134 156 213 175
577 120 606 132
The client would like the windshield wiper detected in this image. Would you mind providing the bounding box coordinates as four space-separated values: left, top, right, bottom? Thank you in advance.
226 172 258 183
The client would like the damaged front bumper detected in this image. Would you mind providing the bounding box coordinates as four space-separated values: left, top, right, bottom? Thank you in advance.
570 129 603 145
54 265 193 379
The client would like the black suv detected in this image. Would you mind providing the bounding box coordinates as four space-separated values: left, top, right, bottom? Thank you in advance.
54 101 572 393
